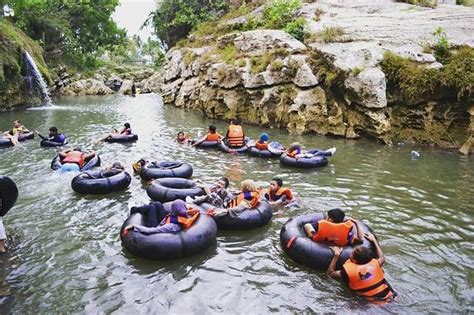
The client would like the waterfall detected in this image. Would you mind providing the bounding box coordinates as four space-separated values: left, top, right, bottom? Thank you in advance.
23 51 52 105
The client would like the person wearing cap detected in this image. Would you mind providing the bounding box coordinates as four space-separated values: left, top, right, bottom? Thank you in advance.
304 208 363 246
254 133 269 150
286 142 336 159
124 200 199 234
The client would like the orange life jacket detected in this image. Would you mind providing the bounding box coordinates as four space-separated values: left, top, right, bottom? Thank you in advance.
343 259 393 301
265 187 293 202
312 220 354 246
287 148 301 158
255 140 268 150
227 125 244 147
62 151 85 167
164 211 199 229
227 191 260 209
206 133 220 141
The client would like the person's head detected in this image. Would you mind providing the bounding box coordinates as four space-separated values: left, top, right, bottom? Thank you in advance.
216 177 229 189
350 245 374 265
124 123 131 129
49 127 58 136
259 133 269 143
132 159 147 173
327 208 345 223
13 120 21 128
240 179 257 192
289 142 301 151
230 118 240 125
208 125 217 134
270 178 283 192
73 147 82 152
171 199 188 217
111 162 124 170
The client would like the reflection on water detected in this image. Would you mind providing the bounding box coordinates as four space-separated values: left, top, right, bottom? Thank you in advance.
0 94 473 313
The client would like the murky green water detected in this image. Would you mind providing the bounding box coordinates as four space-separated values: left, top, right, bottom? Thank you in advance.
0 94 472 313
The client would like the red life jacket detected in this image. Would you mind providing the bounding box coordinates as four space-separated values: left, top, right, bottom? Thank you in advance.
227 191 260 209
255 140 268 150
227 125 244 147
343 259 394 301
164 211 199 229
287 148 301 158
206 133 220 141
312 220 354 246
62 151 85 167
265 187 293 202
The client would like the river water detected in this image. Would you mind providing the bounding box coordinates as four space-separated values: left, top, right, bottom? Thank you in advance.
0 94 472 313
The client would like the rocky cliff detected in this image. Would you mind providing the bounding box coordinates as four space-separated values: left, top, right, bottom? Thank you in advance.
145 0 474 154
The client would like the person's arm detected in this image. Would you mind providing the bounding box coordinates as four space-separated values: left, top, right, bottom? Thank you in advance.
365 233 385 266
35 130 46 140
350 219 364 244
83 151 96 160
191 135 207 147
327 246 343 278
20 125 30 133
58 149 70 158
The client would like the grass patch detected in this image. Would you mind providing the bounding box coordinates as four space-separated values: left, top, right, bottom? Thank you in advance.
270 59 285 72
320 26 345 43
456 0 474 6
250 52 273 74
395 0 437 8
314 8 324 21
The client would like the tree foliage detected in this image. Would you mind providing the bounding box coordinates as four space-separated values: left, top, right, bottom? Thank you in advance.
5 0 126 69
146 0 229 49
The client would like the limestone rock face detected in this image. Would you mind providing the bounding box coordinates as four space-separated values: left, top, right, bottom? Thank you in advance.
148 0 473 153
60 79 113 96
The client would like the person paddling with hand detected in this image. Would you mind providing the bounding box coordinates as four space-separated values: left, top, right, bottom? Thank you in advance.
327 232 397 303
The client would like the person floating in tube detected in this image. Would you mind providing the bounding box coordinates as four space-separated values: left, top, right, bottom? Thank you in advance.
192 125 222 147
303 208 363 246
58 148 96 173
286 142 336 159
1 120 30 146
97 123 132 142
327 233 397 303
224 119 245 148
264 177 295 208
36 126 67 144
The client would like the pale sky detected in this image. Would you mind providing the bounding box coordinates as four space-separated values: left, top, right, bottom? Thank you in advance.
113 0 157 41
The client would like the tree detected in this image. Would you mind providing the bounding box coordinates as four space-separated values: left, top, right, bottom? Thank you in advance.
146 0 229 49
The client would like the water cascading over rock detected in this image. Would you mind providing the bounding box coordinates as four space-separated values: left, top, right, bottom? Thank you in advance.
23 51 51 105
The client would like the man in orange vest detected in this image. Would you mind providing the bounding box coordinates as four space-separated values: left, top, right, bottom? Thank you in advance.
58 147 96 172
224 119 245 148
327 233 397 303
304 208 363 246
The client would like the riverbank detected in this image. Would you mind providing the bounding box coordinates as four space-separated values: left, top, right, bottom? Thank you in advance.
143 0 473 154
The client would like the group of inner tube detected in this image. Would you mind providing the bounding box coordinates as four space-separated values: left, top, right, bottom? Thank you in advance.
119 159 397 303
0 121 138 149
176 122 336 169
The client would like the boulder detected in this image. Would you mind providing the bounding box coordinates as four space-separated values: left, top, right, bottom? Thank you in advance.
344 68 387 108
60 79 113 96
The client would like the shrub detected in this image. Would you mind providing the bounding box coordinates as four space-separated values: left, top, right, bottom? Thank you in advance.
432 27 451 63
284 17 307 41
320 26 345 43
220 44 238 64
395 0 437 8
262 0 302 29
442 47 474 98
456 0 474 6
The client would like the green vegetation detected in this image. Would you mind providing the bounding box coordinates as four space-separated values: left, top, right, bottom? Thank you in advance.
432 27 450 63
284 18 307 41
250 52 273 74
262 0 302 29
380 48 473 102
395 0 437 8
456 0 474 6
320 26 345 43
146 0 229 48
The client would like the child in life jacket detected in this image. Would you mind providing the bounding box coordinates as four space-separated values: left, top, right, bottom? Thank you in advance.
206 179 260 218
123 200 199 235
304 208 363 246
327 233 397 303
254 133 269 150
264 177 294 207
176 131 191 144
192 125 222 147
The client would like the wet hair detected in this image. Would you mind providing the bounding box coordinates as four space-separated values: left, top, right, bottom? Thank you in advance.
220 177 230 188
73 147 81 152
177 131 185 136
230 118 240 125
271 177 283 187
124 123 131 129
209 125 217 133
49 127 58 133
327 208 345 223
352 246 374 264
112 162 124 170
